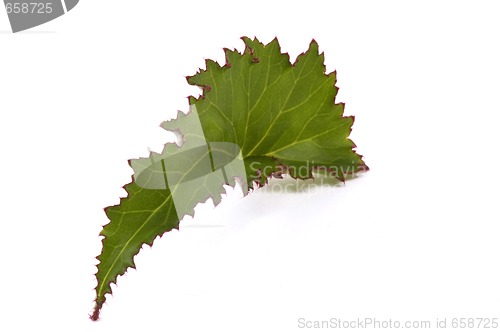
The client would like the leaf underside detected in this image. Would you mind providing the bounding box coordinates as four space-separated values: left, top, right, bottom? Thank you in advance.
91 37 367 320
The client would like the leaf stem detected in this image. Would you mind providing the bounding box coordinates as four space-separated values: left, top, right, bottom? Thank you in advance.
90 297 104 321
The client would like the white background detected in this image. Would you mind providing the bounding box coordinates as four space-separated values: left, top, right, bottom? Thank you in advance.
1 1 500 331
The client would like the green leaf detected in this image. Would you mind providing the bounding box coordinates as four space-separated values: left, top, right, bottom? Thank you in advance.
92 37 367 320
